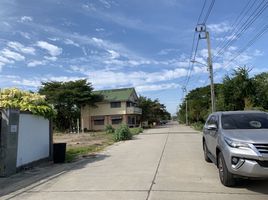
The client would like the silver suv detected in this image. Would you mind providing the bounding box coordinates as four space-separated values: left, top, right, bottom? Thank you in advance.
203 111 268 186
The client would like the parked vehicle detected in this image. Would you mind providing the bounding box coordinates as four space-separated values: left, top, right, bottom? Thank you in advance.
203 111 268 186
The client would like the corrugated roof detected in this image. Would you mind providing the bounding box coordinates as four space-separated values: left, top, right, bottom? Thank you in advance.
93 88 136 102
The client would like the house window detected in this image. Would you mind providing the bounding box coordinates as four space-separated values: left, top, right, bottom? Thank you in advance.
93 116 105 125
110 102 121 108
127 101 137 107
111 115 123 124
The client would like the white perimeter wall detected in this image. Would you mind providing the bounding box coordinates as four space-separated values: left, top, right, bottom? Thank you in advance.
16 113 50 167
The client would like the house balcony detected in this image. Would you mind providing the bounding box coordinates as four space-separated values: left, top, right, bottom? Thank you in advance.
126 107 142 115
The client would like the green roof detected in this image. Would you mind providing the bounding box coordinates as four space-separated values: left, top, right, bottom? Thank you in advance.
93 88 137 102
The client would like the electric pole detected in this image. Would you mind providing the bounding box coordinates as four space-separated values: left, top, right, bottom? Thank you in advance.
183 87 188 125
195 24 216 113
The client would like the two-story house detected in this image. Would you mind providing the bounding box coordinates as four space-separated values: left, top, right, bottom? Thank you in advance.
81 88 142 130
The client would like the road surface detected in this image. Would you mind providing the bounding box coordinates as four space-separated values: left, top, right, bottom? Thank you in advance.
2 121 268 200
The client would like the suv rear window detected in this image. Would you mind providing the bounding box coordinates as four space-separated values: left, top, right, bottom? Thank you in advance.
221 113 268 129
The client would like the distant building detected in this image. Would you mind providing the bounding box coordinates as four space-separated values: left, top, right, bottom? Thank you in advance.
81 88 142 130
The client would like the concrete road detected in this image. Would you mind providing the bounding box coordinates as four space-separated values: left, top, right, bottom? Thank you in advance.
2 122 268 200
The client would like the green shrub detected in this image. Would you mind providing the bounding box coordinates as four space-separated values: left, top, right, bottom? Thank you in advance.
0 88 55 119
105 124 115 134
130 127 143 135
114 124 132 141
191 122 204 131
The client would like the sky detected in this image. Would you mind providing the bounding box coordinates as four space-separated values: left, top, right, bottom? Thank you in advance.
0 0 268 115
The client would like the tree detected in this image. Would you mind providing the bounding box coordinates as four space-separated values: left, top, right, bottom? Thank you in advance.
222 66 255 110
137 96 170 124
177 66 265 125
178 84 222 124
0 88 55 118
39 79 103 131
252 72 268 110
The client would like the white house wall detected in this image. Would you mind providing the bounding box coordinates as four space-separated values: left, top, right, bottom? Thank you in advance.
16 114 50 167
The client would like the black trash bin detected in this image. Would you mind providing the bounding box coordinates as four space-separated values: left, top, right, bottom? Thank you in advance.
53 143 66 163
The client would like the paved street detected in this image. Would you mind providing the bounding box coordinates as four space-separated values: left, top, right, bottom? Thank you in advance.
2 122 268 200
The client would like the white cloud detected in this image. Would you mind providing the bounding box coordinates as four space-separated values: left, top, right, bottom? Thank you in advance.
64 39 80 47
48 37 60 41
25 24 146 65
107 49 120 59
136 83 180 92
216 34 237 41
82 3 97 11
12 79 40 87
0 63 4 72
193 66 207 73
36 41 62 56
158 48 180 55
1 49 25 61
253 49 263 56
81 4 176 34
20 16 33 22
2 75 84 89
0 55 14 64
70 66 188 89
18 32 31 39
44 56 57 61
7 41 35 55
96 28 105 32
207 22 231 34
27 60 46 67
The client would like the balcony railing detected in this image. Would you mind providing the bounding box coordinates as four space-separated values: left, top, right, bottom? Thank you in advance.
126 107 142 114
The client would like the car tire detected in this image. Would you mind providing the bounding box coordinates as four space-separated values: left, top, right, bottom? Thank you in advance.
203 141 212 163
218 152 235 187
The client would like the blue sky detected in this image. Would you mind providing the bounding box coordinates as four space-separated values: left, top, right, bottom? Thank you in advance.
0 0 268 115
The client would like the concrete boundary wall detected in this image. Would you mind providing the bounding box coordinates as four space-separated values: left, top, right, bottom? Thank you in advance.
16 113 50 167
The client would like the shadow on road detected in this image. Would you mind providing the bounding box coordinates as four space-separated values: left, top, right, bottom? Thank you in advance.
234 179 268 194
0 154 110 198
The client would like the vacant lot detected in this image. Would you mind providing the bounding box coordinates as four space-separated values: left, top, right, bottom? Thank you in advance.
53 127 142 162
53 132 114 162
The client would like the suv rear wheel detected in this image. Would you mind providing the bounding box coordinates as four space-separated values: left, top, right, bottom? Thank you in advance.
203 141 212 163
218 152 235 187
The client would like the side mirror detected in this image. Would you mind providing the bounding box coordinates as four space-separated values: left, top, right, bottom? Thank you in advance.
207 124 217 130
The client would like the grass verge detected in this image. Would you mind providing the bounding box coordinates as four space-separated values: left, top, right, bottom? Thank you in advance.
63 132 114 163
62 127 143 163
130 127 143 135
191 122 204 131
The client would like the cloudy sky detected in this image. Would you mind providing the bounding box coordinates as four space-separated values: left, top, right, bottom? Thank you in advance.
0 0 268 114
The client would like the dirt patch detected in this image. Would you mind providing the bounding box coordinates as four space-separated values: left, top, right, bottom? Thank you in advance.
53 132 109 148
53 132 114 162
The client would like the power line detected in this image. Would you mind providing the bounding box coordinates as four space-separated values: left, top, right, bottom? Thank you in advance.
185 36 200 87
184 32 198 87
222 23 268 69
203 0 215 24
197 0 207 23
213 0 255 54
213 0 268 60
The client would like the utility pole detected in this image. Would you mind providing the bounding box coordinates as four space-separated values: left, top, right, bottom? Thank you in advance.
182 87 188 125
195 24 216 113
